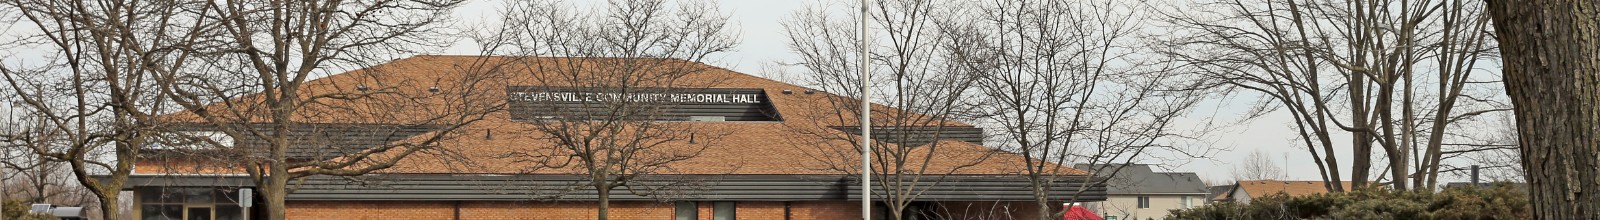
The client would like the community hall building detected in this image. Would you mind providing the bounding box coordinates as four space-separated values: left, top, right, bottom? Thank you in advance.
116 56 1107 220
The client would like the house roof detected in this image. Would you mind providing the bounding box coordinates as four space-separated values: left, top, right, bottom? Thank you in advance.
1072 164 1208 195
1227 180 1353 199
153 55 1085 176
1206 185 1232 201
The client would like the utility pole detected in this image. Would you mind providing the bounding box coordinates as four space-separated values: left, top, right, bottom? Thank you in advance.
858 0 873 219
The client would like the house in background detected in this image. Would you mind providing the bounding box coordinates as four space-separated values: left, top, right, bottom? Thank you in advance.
1204 185 1232 204
1075 164 1209 220
1214 180 1354 204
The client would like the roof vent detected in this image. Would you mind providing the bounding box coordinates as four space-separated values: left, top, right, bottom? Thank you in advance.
804 89 816 94
356 85 370 92
429 85 440 94
781 89 793 94
689 116 726 122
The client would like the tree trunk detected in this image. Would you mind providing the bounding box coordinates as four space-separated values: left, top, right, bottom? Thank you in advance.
96 190 120 220
1039 198 1055 220
1486 0 1600 218
266 168 289 220
266 131 291 220
1033 178 1054 220
597 186 610 220
1350 75 1372 189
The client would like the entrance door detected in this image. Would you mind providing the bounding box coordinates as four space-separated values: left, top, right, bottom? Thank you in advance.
186 206 213 220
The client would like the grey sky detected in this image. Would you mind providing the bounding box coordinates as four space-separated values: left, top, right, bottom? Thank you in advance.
432 0 1382 184
0 0 1499 186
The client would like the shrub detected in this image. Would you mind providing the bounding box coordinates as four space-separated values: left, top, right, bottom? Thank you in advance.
1168 183 1529 220
3 199 58 220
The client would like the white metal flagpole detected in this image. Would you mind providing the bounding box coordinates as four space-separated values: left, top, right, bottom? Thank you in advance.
858 0 873 218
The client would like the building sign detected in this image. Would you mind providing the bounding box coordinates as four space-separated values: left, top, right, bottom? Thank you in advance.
509 91 762 104
506 86 781 121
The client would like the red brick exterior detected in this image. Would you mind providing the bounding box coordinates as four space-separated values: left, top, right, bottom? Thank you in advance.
286 201 455 220
278 200 1041 219
786 201 861 220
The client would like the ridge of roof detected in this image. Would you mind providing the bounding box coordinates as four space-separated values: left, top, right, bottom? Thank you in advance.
1075 164 1208 194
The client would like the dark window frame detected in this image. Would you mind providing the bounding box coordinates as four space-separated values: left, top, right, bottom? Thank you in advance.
138 187 248 220
713 201 736 220
674 201 698 220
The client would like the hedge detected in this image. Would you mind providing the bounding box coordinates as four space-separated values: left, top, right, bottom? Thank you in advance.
1167 183 1529 220
3 199 58 220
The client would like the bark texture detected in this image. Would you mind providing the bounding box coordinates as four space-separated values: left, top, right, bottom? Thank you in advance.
1486 0 1600 218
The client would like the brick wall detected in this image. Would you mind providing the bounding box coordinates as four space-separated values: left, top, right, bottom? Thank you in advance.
787 201 861 220
731 201 784 219
460 201 676 220
286 201 455 220
279 200 1043 220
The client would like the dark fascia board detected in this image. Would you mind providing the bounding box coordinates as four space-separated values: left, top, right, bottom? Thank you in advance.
115 174 1107 202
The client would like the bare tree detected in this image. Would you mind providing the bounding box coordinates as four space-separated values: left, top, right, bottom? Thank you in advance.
949 0 1215 218
151 1 507 220
0 0 216 218
0 116 86 205
781 0 1010 219
0 7 15 218
1485 0 1600 218
1460 113 1520 181
1232 150 1288 180
1159 0 1503 191
484 0 737 219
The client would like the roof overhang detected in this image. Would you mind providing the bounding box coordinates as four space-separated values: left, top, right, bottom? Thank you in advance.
112 174 1107 202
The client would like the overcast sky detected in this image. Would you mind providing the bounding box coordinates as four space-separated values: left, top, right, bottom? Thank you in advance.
431 0 1373 184
0 0 1496 185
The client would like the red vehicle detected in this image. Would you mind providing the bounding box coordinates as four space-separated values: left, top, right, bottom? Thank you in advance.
1063 203 1104 220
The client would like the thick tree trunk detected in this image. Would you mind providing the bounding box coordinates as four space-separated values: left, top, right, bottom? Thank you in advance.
1486 0 1600 218
266 167 289 220
1034 175 1073 220
1350 75 1372 189
266 127 291 220
96 191 120 220
597 186 610 220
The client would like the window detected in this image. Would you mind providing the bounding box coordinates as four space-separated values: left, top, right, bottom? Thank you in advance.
215 206 244 220
1181 196 1192 208
141 205 183 220
674 201 698 220
139 187 248 220
1136 196 1151 209
713 201 736 220
187 207 213 220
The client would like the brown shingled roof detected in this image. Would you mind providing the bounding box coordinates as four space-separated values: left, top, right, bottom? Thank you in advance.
154 55 1082 176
